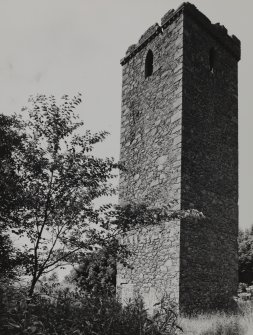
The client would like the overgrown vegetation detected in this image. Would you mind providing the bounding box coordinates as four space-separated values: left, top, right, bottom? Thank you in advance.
0 94 121 295
0 114 26 280
0 280 181 335
66 241 117 295
3 280 253 335
0 94 184 334
179 302 253 335
239 227 253 285
2 94 253 334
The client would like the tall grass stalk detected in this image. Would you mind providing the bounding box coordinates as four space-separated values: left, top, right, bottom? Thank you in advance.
180 302 253 335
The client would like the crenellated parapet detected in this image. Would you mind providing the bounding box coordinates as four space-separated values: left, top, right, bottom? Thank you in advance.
120 2 240 66
182 2 241 61
120 23 162 65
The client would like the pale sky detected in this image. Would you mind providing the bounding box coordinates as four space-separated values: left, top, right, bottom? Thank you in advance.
0 0 252 229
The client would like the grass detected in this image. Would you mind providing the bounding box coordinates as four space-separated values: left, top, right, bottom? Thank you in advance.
180 314 242 335
179 301 253 335
3 279 253 334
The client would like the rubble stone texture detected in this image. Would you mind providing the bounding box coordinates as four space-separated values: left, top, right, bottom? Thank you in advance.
117 2 241 314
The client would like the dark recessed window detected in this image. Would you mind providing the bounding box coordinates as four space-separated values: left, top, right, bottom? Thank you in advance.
209 47 215 73
145 50 153 78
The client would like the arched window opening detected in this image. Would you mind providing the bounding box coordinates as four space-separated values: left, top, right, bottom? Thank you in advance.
209 47 215 73
145 50 153 78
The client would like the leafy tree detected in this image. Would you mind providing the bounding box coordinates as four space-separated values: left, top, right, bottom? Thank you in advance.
72 253 116 295
67 242 117 295
238 226 253 284
0 114 25 219
0 233 19 280
6 94 118 296
0 114 25 280
104 203 205 232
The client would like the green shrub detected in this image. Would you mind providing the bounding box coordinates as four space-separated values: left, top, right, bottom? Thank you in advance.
0 280 180 335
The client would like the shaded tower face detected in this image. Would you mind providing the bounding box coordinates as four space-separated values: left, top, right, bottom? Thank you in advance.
117 2 240 314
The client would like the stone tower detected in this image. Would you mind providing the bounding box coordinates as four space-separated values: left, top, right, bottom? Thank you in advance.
117 2 240 314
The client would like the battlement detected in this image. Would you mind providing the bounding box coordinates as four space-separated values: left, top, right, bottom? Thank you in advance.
120 2 240 66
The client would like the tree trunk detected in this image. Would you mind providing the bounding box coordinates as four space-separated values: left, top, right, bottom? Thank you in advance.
28 276 38 297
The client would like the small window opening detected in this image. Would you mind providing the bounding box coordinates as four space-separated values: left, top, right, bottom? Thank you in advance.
145 50 153 78
209 47 215 73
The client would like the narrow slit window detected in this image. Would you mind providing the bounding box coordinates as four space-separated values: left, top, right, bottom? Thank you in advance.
209 47 215 73
145 50 153 78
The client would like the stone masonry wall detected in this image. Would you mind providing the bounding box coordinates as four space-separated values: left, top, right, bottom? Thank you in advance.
117 221 180 313
119 13 183 208
117 8 183 309
180 11 240 313
117 2 240 314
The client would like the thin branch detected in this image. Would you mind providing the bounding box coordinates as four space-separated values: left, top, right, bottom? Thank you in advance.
42 246 85 272
40 224 65 271
33 169 54 279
